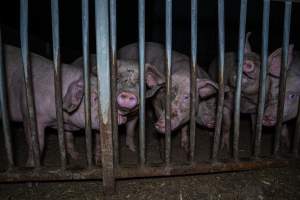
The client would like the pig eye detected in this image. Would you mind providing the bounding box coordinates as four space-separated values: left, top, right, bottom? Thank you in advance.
183 95 189 101
288 94 298 100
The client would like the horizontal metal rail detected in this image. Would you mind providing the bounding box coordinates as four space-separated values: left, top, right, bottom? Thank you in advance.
0 159 288 182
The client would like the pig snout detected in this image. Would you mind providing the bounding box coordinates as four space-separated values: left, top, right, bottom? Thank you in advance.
262 114 276 127
154 111 179 133
243 60 255 73
117 92 137 109
155 118 166 133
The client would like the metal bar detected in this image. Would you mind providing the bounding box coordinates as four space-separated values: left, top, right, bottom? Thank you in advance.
189 0 197 163
165 0 172 166
0 159 288 182
254 0 270 158
82 0 92 168
20 0 41 167
110 0 119 167
51 0 67 168
212 0 225 161
138 0 146 166
0 29 14 167
293 100 300 157
233 0 248 161
272 0 300 3
274 0 292 156
95 0 115 193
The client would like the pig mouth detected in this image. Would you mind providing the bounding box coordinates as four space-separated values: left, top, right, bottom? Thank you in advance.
206 121 216 129
262 118 276 127
117 111 127 125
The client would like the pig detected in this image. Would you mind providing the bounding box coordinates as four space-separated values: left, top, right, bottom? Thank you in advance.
118 42 220 152
72 55 165 152
208 32 262 150
2 44 108 166
263 45 297 148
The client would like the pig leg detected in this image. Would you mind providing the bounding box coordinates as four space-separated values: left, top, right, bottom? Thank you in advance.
281 124 290 150
95 133 101 166
65 131 80 160
126 117 138 151
180 125 189 153
221 107 231 152
250 114 257 147
24 118 34 167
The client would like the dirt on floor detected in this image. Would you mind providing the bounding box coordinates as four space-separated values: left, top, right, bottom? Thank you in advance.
0 116 300 200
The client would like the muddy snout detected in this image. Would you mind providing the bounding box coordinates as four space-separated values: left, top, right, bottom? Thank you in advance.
117 91 138 109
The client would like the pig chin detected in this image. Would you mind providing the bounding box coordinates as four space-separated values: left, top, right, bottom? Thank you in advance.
154 119 181 134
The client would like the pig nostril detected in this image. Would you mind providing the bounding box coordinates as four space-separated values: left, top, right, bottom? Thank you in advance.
129 97 136 101
120 94 127 99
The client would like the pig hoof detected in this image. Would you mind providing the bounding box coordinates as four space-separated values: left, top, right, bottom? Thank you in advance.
25 159 35 167
68 151 80 160
126 141 136 152
95 156 102 166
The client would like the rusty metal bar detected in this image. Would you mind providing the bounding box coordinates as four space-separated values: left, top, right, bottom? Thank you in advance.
51 0 67 168
0 29 14 167
233 0 248 161
274 0 292 156
293 101 300 157
0 159 288 182
20 0 41 167
165 0 172 166
254 0 270 158
82 0 92 168
212 0 225 161
138 0 146 166
189 0 197 163
95 0 115 193
110 0 119 167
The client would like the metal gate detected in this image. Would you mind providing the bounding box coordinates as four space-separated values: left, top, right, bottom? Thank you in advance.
0 0 299 194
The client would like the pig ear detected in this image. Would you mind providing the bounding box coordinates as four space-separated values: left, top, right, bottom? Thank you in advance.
197 78 219 98
145 63 165 87
268 44 294 77
146 84 164 98
244 32 252 54
63 79 84 113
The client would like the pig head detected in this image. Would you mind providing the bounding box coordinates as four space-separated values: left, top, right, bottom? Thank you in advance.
263 45 298 126
153 70 219 133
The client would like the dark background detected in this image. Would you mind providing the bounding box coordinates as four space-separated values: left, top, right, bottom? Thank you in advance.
1 0 299 67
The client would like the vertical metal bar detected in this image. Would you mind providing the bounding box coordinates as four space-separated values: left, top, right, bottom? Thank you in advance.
165 0 172 166
138 0 146 166
110 0 119 167
293 100 300 157
274 0 292 156
95 0 115 193
212 0 225 161
82 0 92 168
51 0 67 168
254 0 270 158
233 0 248 161
20 0 41 167
189 0 197 163
0 29 14 167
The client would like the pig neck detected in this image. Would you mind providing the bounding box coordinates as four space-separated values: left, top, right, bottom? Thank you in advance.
63 104 86 130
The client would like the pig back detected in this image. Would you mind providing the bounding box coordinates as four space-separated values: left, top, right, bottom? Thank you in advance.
118 42 210 79
4 45 82 122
